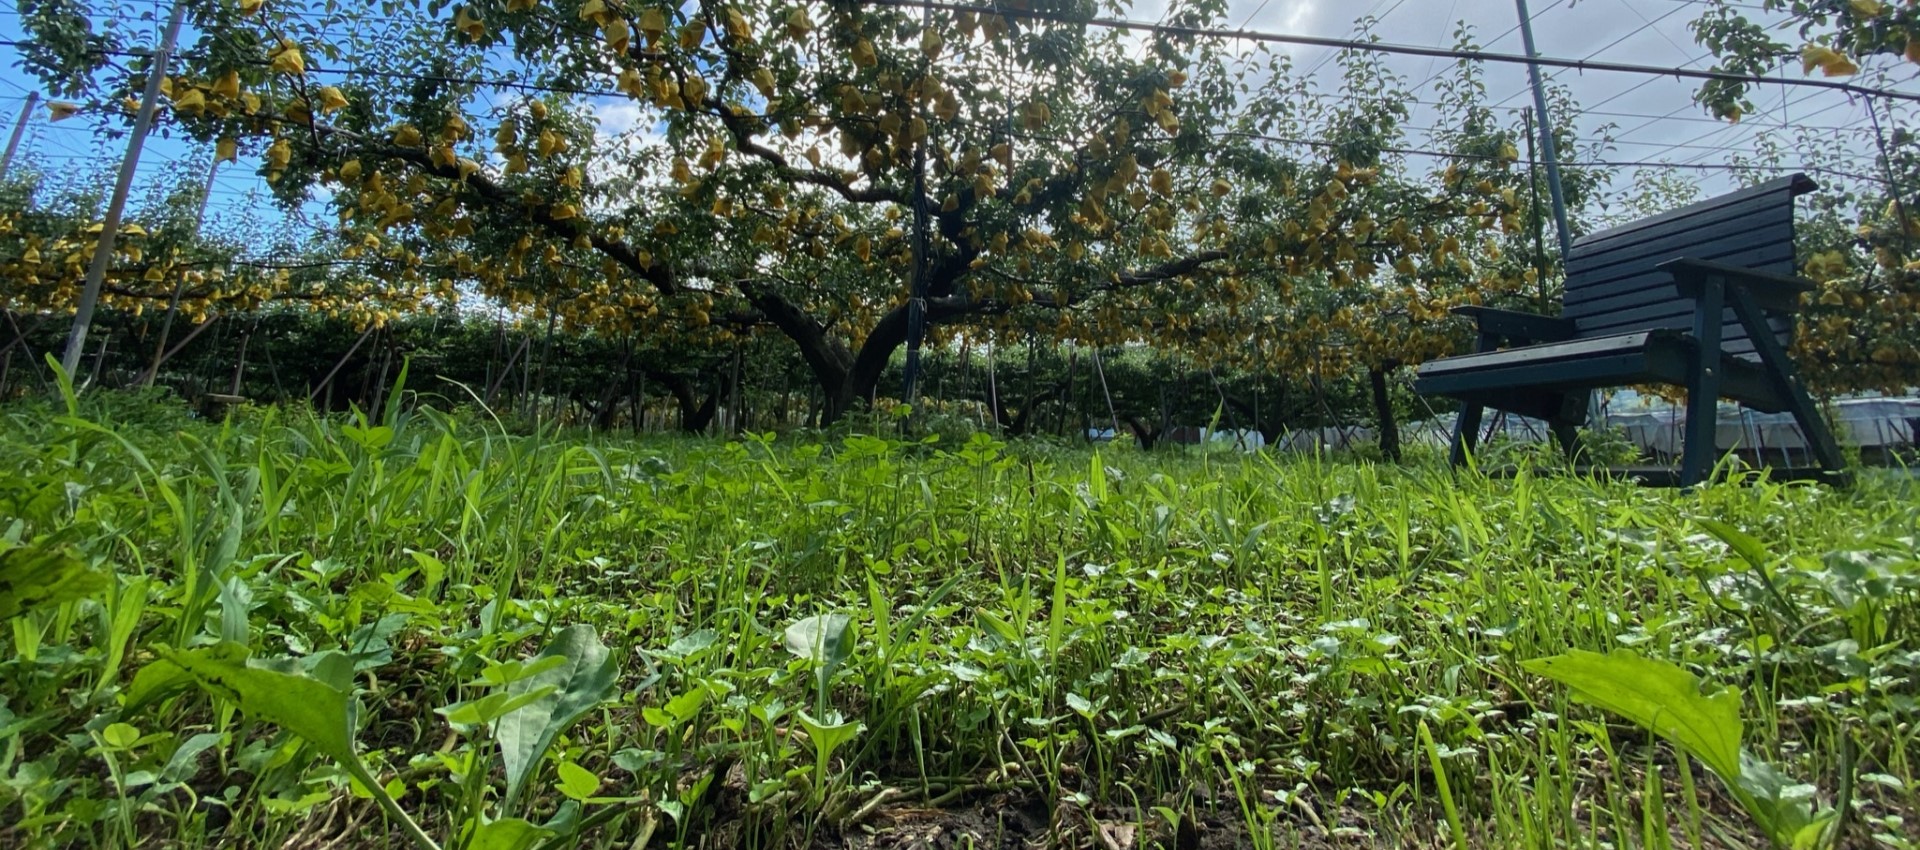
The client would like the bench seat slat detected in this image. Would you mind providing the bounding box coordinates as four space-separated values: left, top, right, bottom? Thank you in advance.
1417 331 1674 377
1413 331 1789 411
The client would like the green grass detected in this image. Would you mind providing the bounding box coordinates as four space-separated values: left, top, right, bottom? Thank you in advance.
1 389 1917 849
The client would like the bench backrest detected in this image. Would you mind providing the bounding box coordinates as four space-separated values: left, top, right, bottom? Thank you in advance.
1562 173 1815 361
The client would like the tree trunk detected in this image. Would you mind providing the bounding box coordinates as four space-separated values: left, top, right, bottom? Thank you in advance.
775 367 791 428
647 369 728 434
532 310 557 422
1369 365 1402 462
1061 348 1077 438
741 293 922 426
641 372 656 435
842 304 914 413
986 379 1067 436
728 345 743 434
1158 377 1172 439
692 379 723 435
1082 352 1099 441
659 373 698 432
593 341 634 430
757 268 1215 427
1224 393 1286 448
742 286 852 423
1124 416 1161 451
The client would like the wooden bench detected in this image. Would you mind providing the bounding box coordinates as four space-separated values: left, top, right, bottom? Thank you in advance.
1413 173 1848 487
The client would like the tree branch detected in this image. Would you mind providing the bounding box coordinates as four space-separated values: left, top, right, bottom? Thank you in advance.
292 117 685 297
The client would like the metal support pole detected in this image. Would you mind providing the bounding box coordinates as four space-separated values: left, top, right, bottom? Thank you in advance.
901 153 929 407
985 336 1000 431
1513 0 1573 260
0 92 40 182
899 11 933 411
143 158 219 387
60 0 187 378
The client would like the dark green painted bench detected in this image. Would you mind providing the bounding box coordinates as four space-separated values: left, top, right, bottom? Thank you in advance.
1413 173 1848 487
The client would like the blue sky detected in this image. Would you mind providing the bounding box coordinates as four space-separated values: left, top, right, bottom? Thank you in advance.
0 6 296 244
2 0 1912 251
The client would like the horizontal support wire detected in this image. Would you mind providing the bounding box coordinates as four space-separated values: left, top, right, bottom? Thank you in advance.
0 3 1898 189
852 0 1920 104
3 2 1917 103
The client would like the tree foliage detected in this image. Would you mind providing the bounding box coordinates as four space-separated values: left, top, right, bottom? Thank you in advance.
8 0 1917 427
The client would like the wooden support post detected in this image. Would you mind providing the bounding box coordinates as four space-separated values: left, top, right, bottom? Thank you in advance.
986 337 1001 434
131 314 212 387
229 320 253 395
86 331 111 387
369 332 395 422
143 160 219 388
486 335 530 406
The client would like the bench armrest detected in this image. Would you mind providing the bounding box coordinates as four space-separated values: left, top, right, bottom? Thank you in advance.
1449 305 1578 343
1659 257 1816 314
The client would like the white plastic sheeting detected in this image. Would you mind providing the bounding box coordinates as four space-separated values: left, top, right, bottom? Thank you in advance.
1140 391 1917 456
1284 417 1562 452
1205 429 1268 451
1603 390 1919 457
1275 426 1371 452
1084 427 1269 451
1301 390 1918 457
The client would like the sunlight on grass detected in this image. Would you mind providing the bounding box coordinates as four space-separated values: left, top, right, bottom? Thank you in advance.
1 392 1916 849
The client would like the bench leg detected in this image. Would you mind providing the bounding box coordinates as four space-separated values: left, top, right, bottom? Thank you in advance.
1724 288 1850 484
1550 390 1590 462
1681 278 1726 488
1680 381 1722 486
1449 403 1485 468
1782 386 1847 481
1446 331 1501 469
1551 422 1581 462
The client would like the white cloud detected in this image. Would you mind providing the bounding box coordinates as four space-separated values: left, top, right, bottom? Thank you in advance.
1255 0 1317 36
579 97 675 205
591 97 661 144
1228 0 1318 60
